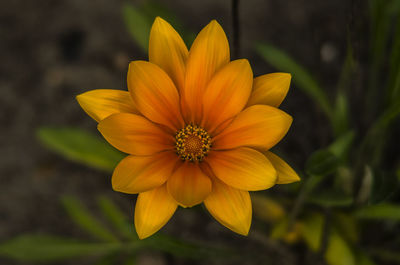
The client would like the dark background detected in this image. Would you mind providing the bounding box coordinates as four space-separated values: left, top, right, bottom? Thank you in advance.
0 0 366 264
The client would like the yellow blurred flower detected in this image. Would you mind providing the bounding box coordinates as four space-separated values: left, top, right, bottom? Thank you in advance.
77 17 299 239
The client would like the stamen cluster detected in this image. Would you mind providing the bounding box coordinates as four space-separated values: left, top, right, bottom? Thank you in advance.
175 124 211 162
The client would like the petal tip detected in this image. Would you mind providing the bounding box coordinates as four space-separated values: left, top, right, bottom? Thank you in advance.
75 92 88 104
152 16 168 28
206 19 224 32
135 227 153 240
229 220 251 236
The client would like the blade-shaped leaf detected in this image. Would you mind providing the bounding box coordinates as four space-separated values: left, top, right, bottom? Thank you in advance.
122 4 152 52
37 127 124 172
355 203 400 221
307 191 353 208
0 235 120 262
306 150 339 176
256 43 333 119
325 229 355 265
328 130 355 160
61 196 119 242
300 213 324 251
97 196 137 240
252 194 286 223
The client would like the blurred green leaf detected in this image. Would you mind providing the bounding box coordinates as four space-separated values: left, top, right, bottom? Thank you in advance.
0 235 120 262
307 191 353 208
121 256 138 265
139 1 194 46
61 196 119 242
332 91 350 136
144 234 234 260
252 194 286 223
306 150 339 176
356 251 377 265
354 203 400 221
300 213 324 251
388 15 400 102
270 218 289 239
123 4 152 52
332 213 359 243
328 130 355 160
97 196 137 240
256 43 334 119
37 127 123 172
325 229 355 265
370 171 399 203
369 248 400 264
122 2 194 52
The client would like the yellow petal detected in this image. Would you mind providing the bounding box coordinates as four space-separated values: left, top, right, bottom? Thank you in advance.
264 151 300 184
206 147 277 191
167 162 212 207
213 105 292 151
182 20 230 123
128 61 184 131
112 151 179 194
204 179 251 235
149 17 188 91
247 73 291 107
76 89 138 122
135 185 177 239
98 113 174 155
202 59 253 133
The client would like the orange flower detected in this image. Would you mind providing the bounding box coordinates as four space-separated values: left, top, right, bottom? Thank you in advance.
77 17 300 239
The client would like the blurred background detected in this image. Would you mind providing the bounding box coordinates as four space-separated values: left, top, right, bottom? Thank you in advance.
1 0 399 264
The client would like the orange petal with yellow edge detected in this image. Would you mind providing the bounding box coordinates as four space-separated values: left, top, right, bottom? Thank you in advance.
128 61 184 131
167 162 212 207
213 105 292 151
135 185 177 239
202 59 253 133
112 151 179 194
149 17 188 91
206 147 277 191
76 89 138 122
265 151 300 184
247 73 291 107
204 178 251 235
182 20 230 124
98 113 174 155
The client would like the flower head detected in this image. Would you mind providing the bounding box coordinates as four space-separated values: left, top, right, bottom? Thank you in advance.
77 17 300 239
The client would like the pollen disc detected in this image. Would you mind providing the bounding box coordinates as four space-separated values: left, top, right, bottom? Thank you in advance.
175 124 211 162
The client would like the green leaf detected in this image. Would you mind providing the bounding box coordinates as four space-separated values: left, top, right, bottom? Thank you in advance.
354 203 400 221
332 213 359 243
369 248 400 264
270 218 289 240
305 150 339 176
61 196 119 242
145 234 232 260
37 127 124 172
97 196 137 240
370 171 399 203
356 251 377 265
332 91 350 136
255 43 333 119
307 191 353 208
328 130 355 160
122 4 152 52
300 213 324 251
325 229 355 265
0 235 120 262
252 194 286 223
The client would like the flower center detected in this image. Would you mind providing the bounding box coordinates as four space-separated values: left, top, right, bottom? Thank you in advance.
175 124 211 162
